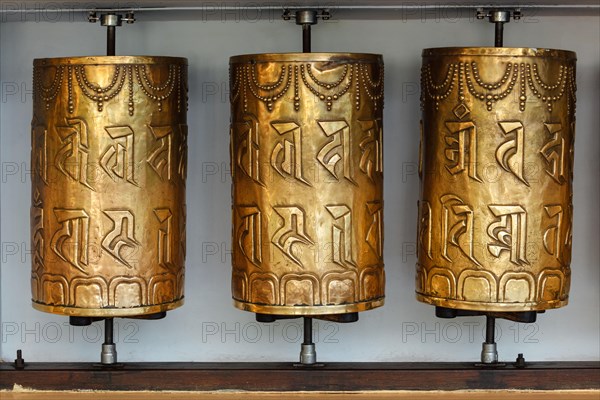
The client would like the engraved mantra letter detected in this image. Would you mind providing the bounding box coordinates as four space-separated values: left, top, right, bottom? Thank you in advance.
178 125 188 180
444 121 481 182
147 125 173 181
359 120 383 181
236 114 261 184
32 191 44 272
100 125 137 186
366 201 383 258
417 200 432 260
326 205 356 268
237 206 262 266
543 204 564 261
55 118 93 190
102 210 139 268
540 123 566 184
271 121 310 185
440 194 480 266
496 121 528 185
487 205 528 266
418 120 424 178
32 125 48 184
180 205 187 259
317 120 355 182
51 208 90 274
154 208 173 268
272 206 313 268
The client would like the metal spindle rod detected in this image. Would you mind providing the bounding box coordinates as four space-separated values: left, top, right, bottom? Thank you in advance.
101 318 117 364
495 22 504 47
107 25 116 55
303 317 313 345
485 316 495 344
481 315 498 364
292 9 317 53
101 16 117 365
105 318 114 345
299 317 317 364
299 15 316 364
302 24 311 53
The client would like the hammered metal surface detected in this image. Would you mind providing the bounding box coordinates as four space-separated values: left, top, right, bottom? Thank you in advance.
417 47 576 312
230 53 385 315
31 56 188 316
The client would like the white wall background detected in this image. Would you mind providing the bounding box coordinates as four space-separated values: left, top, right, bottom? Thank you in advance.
1 9 599 363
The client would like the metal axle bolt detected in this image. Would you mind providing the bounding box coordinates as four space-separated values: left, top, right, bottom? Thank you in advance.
14 349 25 370
88 11 136 26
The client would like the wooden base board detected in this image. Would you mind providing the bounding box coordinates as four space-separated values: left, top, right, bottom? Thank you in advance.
1 390 600 400
2 362 599 392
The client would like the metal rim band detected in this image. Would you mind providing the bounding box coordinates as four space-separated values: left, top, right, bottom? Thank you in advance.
230 53 383 64
415 293 568 312
32 298 184 317
422 47 576 60
233 298 385 315
34 56 188 66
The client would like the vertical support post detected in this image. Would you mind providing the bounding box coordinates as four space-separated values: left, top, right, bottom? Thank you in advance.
297 11 314 362
481 315 498 364
477 9 520 48
88 12 135 56
485 316 495 344
475 7 523 364
494 22 504 47
107 25 116 55
101 318 117 365
302 24 311 53
294 10 317 54
281 8 333 365
300 317 317 365
303 317 313 346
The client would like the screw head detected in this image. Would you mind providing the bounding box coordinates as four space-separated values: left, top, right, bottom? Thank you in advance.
125 12 136 24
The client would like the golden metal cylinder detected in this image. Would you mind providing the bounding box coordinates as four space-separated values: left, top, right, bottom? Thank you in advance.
230 53 385 315
31 56 188 317
417 47 576 312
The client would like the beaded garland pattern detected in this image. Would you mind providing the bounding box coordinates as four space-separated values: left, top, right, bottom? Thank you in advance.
230 60 384 112
34 62 187 115
421 60 576 113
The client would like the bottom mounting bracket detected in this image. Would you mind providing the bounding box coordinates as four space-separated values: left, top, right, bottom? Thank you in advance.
255 312 358 323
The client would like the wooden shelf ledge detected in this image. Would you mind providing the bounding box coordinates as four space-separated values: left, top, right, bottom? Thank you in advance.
1 362 599 392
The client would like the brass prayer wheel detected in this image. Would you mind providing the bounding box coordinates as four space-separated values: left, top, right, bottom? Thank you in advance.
416 47 576 312
230 53 385 315
31 56 188 317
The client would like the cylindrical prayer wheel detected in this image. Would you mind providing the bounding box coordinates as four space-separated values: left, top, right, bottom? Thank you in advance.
31 56 188 317
416 47 576 312
230 53 385 315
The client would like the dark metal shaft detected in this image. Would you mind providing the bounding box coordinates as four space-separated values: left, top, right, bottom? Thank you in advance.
107 25 116 56
302 24 311 53
303 317 313 345
494 22 504 47
485 316 496 344
105 318 114 345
